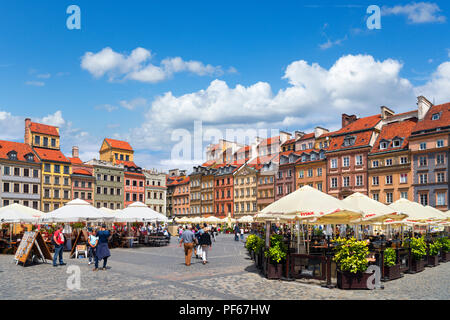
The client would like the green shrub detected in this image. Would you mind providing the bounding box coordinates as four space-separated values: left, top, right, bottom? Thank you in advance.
264 234 287 264
429 241 442 256
436 237 450 253
409 237 427 260
245 234 258 252
384 248 397 267
332 237 369 274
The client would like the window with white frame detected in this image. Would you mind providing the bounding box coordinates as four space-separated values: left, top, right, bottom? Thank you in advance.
437 193 446 206
386 159 393 166
400 191 408 199
419 156 427 166
372 176 379 186
355 155 363 166
356 175 363 186
331 178 338 188
419 174 428 184
380 141 388 149
373 193 379 201
437 172 445 183
299 170 304 178
343 176 350 187
436 154 445 165
343 157 350 167
386 192 393 204
307 169 313 177
419 142 426 150
330 158 338 169
385 175 393 184
400 173 408 184
277 185 283 195
317 183 322 192
437 140 444 148
419 193 428 206
372 160 379 168
317 168 322 176
400 156 408 164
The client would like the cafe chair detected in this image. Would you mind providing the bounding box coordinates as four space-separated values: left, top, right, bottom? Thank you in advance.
75 244 88 259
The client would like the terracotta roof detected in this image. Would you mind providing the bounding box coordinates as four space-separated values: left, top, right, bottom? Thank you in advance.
68 157 83 164
371 119 417 154
29 122 59 136
327 130 374 152
298 133 315 141
104 138 133 151
294 149 325 164
116 160 139 168
334 114 381 135
0 140 39 163
281 139 295 147
248 154 278 170
33 147 70 163
124 171 145 178
412 102 450 133
258 136 280 147
167 176 190 186
72 168 92 176
201 160 216 167
318 131 336 138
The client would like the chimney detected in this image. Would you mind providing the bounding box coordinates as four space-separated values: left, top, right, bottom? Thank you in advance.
72 146 79 158
24 118 32 146
417 96 433 121
342 114 358 128
295 131 305 140
314 127 329 138
380 106 395 120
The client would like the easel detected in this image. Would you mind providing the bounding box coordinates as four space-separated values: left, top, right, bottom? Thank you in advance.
14 231 52 266
70 229 89 258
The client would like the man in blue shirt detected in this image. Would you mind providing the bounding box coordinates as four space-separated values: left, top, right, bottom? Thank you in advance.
94 225 111 271
179 225 196 266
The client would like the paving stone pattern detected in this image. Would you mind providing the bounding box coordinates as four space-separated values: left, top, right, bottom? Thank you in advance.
0 235 448 300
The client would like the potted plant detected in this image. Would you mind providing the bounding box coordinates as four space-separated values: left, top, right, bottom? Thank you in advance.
427 241 442 267
264 234 287 279
383 247 401 281
245 234 258 259
437 237 450 262
333 237 371 289
409 237 427 273
254 236 265 269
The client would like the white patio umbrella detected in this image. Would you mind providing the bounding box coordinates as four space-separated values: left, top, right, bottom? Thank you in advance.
0 203 43 219
175 216 190 224
424 206 447 221
257 185 361 224
203 216 222 224
343 192 408 224
389 199 438 224
443 211 450 221
116 202 168 223
0 209 39 224
237 215 254 223
41 199 113 223
190 217 203 224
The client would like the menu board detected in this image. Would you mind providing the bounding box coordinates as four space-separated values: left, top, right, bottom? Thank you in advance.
14 231 52 266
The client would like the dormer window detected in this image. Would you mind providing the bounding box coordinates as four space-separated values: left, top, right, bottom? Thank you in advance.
392 139 402 148
432 113 440 120
343 136 356 147
302 155 306 162
311 153 316 161
380 141 389 149
7 151 17 161
25 153 34 162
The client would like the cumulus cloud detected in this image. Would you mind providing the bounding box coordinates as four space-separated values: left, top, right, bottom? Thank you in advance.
415 61 450 102
0 111 23 140
81 47 227 83
119 98 148 110
25 81 45 87
37 110 66 127
382 2 446 24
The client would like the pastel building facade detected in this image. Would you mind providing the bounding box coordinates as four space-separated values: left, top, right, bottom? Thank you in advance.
144 169 167 214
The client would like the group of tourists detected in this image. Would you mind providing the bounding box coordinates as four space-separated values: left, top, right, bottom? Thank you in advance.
52 224 111 271
178 224 216 266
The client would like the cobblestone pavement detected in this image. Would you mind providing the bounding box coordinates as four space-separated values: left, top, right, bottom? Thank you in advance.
0 234 448 300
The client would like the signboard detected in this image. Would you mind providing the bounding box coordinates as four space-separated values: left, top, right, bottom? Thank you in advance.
14 231 52 266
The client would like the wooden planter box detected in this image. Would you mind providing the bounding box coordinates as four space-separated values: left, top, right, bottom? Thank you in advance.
255 251 264 269
383 264 402 281
337 271 372 290
426 255 439 267
266 262 283 280
440 251 449 263
249 250 255 260
409 258 425 273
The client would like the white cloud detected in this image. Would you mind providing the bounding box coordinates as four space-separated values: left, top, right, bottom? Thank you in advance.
37 73 51 79
119 98 148 110
415 61 450 102
36 110 66 127
81 47 226 83
95 104 118 112
25 81 45 87
382 2 446 24
0 111 23 140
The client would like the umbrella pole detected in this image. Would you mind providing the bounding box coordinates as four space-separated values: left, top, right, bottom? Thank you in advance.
296 221 300 254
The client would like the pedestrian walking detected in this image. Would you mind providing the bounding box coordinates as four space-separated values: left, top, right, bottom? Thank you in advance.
195 224 205 259
94 225 111 271
87 228 98 265
240 226 244 241
52 225 67 267
199 227 212 264
179 225 196 266
234 224 240 241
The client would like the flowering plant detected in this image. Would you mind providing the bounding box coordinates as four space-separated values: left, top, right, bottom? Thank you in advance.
332 237 369 274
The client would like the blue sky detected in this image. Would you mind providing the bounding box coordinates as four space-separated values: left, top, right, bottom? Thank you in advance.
0 0 449 171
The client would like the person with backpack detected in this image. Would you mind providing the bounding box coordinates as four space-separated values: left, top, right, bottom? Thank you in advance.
52 225 67 267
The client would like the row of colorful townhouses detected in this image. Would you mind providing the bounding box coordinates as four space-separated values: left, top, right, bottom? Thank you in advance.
168 96 449 218
0 119 167 213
